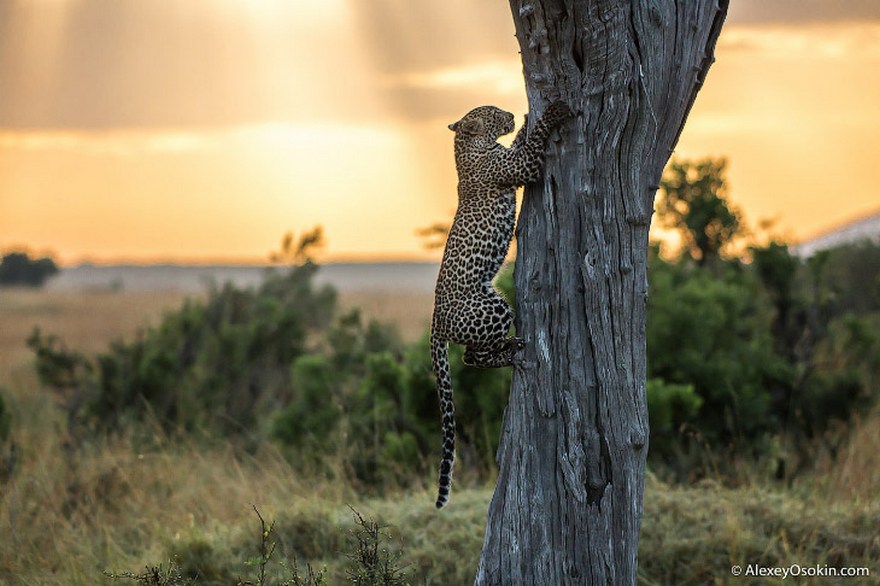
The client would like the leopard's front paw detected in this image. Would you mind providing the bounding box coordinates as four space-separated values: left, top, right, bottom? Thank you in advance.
512 353 535 372
545 101 573 126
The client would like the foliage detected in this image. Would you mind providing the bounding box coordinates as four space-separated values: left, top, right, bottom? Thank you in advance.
815 240 880 314
656 158 743 265
415 222 450 251
105 562 196 586
270 308 424 485
797 315 880 434
270 306 511 486
237 505 329 586
24 253 510 490
649 159 880 479
0 250 59 287
646 256 789 471
271 260 515 485
28 261 337 439
645 378 702 455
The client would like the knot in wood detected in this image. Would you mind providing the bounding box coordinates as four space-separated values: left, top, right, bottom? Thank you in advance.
530 72 548 84
630 430 646 450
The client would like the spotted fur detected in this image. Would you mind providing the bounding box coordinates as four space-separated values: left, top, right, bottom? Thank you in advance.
431 102 570 508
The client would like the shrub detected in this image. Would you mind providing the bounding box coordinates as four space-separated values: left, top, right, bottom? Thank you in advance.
647 258 787 450
271 308 413 484
29 262 336 438
272 305 511 487
816 240 880 315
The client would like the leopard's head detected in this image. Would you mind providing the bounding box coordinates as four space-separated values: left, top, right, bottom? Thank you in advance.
448 106 515 142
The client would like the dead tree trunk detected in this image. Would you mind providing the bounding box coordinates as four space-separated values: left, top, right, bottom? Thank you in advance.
475 1 728 584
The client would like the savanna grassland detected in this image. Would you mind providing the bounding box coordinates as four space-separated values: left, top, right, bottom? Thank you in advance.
1 284 879 585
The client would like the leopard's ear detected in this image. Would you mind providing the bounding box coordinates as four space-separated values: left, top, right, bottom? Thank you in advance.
456 118 484 136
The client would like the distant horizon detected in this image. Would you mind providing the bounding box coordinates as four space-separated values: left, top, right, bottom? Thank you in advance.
9 205 878 268
43 257 443 294
47 253 441 269
794 205 880 242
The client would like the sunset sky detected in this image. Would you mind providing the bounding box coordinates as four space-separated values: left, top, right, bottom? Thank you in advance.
1 0 879 264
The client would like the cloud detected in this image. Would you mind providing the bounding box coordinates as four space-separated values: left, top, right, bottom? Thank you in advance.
380 59 528 122
719 22 880 58
0 0 380 130
344 0 524 122
387 60 524 96
3 0 880 131
346 0 517 75
0 122 398 157
0 129 214 156
727 0 880 24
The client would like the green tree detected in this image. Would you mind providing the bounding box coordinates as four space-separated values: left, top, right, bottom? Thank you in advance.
817 240 880 315
657 158 743 266
0 251 59 287
646 257 789 468
475 2 731 582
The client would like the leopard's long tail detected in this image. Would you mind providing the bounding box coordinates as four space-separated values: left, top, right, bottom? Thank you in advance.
430 331 455 509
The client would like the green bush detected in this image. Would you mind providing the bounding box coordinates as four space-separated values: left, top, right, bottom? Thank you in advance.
817 240 880 315
271 308 417 485
646 244 880 477
30 262 336 438
748 240 880 467
645 378 701 451
268 301 511 487
797 314 880 438
273 354 343 448
647 258 787 449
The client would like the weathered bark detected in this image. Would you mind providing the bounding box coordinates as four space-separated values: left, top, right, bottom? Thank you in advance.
475 1 728 584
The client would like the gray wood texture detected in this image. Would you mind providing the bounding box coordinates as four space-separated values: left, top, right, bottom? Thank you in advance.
474 1 728 584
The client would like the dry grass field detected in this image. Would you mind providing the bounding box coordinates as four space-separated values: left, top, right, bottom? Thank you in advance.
337 291 433 343
1 287 878 584
0 288 431 373
0 290 187 371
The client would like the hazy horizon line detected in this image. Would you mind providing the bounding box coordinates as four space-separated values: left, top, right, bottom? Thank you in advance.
52 255 442 268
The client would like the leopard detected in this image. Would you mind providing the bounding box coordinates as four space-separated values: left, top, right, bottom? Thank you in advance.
431 101 570 508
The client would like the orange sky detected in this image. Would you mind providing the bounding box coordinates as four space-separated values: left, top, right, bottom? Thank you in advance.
1 1 878 264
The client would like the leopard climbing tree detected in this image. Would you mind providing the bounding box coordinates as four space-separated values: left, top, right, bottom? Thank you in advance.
474 1 729 585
